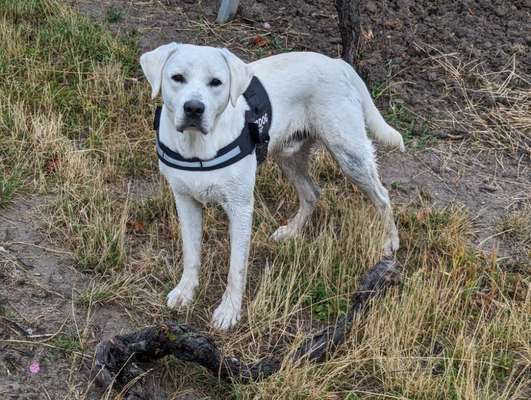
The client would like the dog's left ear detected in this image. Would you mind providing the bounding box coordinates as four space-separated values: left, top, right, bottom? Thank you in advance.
140 42 179 99
220 48 254 107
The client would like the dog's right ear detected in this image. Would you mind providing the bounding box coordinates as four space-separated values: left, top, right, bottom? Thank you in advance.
140 42 179 99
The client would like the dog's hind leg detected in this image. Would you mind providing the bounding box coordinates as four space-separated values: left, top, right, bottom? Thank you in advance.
271 139 320 241
320 106 399 256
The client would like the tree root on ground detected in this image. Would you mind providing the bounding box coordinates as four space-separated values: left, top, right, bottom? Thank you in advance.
94 259 400 399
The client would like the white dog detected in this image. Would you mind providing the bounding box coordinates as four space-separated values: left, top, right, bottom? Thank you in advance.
140 43 404 330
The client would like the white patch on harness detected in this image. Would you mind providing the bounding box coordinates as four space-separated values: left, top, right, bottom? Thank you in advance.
255 113 269 134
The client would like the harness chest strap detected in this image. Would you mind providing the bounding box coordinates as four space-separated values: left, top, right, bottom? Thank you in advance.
154 76 272 172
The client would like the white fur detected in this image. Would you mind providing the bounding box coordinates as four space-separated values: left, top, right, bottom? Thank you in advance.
140 44 404 330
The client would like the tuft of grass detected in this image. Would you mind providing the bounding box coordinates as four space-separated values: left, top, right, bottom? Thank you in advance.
50 333 82 353
305 277 349 320
47 180 129 273
497 203 531 263
497 203 531 250
371 81 436 149
419 44 531 156
386 101 435 148
0 172 23 208
105 5 122 23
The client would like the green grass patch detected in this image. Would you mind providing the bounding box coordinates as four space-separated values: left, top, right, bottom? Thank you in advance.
371 82 436 148
0 172 23 208
386 102 434 148
50 333 82 353
105 5 123 23
251 33 294 59
305 278 349 320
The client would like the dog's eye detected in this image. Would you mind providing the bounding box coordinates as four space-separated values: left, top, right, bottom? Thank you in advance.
171 74 185 83
209 78 222 87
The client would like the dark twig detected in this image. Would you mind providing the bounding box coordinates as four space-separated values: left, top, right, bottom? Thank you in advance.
94 260 400 399
293 259 400 362
0 316 31 337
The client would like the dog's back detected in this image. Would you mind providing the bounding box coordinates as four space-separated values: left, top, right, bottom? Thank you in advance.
251 52 404 151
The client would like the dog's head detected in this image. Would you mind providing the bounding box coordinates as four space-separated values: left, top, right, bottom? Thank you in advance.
140 43 254 135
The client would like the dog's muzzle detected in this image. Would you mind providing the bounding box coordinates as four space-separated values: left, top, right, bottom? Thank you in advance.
180 100 207 134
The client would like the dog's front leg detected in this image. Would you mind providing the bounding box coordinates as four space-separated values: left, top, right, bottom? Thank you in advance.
167 193 203 309
212 199 254 330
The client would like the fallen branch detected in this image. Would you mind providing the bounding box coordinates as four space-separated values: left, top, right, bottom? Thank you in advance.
94 259 400 399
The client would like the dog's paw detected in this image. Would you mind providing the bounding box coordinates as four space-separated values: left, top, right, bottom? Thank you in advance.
212 297 241 330
166 282 196 309
383 234 400 257
270 225 298 242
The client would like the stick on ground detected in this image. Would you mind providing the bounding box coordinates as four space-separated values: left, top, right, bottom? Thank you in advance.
94 259 400 399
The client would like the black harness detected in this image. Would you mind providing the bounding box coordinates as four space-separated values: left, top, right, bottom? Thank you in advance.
154 76 271 171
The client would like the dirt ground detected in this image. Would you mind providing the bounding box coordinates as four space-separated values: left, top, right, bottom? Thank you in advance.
1 0 530 399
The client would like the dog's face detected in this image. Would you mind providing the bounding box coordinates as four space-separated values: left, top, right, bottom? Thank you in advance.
140 43 254 135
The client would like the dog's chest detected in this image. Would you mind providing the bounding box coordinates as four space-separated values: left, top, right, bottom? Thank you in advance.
160 152 256 207
194 183 226 204
162 169 228 205
179 178 226 204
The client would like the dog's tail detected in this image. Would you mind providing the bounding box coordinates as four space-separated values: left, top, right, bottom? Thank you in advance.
348 66 405 152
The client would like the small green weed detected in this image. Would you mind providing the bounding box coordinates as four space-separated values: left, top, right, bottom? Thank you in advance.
391 180 402 190
305 277 349 321
77 287 114 307
370 82 435 149
387 102 434 148
252 33 293 59
0 172 23 208
51 333 82 353
105 6 123 23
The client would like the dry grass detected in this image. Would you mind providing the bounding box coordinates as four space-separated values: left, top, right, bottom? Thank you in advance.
1 1 530 399
497 203 531 261
418 43 531 157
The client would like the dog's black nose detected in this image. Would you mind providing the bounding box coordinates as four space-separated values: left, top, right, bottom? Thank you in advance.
183 100 205 117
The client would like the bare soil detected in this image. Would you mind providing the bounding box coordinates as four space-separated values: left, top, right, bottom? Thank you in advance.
1 0 530 399
0 198 136 399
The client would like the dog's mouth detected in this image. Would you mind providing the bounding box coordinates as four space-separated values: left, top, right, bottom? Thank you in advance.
178 120 208 135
